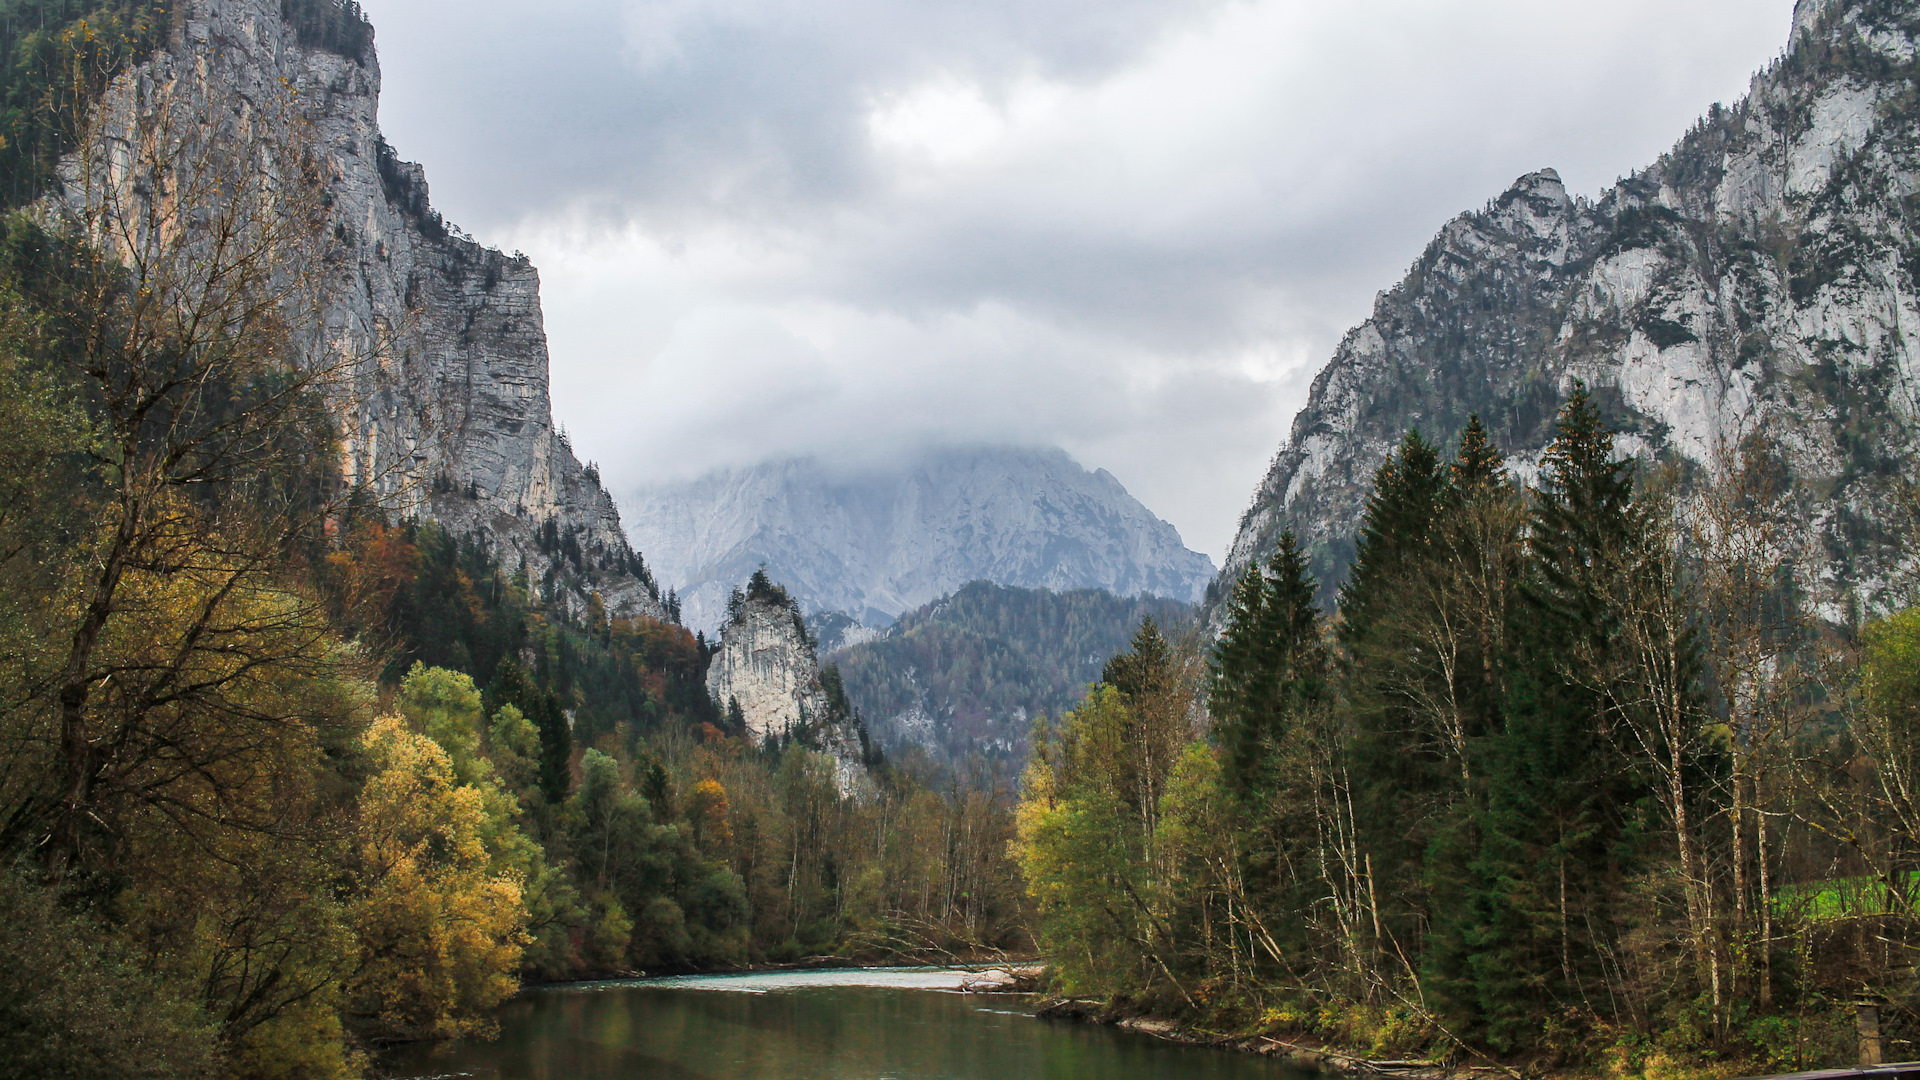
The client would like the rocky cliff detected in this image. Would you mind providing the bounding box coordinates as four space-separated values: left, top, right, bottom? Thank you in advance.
628 445 1216 633
78 0 662 619
707 588 869 790
1219 0 1920 618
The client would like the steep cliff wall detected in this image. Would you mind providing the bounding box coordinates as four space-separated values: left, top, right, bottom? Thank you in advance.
707 595 868 790
629 444 1216 633
1220 0 1920 618
78 0 662 619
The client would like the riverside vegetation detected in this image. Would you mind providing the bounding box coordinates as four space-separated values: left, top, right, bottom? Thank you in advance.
0 1 1026 1076
1016 394 1920 1077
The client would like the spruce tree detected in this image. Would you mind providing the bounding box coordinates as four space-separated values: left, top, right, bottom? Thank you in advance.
1210 531 1323 798
1102 616 1173 702
487 659 573 805
1338 429 1447 639
1437 384 1647 1048
1337 430 1458 965
1526 384 1639 646
1450 413 1505 494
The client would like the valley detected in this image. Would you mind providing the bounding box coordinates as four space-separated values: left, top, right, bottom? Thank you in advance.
4 1 1920 1079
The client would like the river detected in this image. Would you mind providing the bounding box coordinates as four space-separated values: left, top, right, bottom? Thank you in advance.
386 967 1318 1079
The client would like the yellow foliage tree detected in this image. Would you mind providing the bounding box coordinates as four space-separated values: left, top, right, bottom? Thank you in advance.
349 716 528 1042
689 777 735 850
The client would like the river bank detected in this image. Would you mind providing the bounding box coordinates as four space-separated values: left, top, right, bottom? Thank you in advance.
1032 999 1464 1080
1027 998 1787 1080
518 957 1044 993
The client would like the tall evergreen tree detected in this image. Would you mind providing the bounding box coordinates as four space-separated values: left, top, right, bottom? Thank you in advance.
487 659 573 805
1210 531 1323 798
1526 384 1640 648
1437 384 1648 1046
1336 430 1455 956
1450 414 1504 491
1338 429 1448 640
1102 616 1173 702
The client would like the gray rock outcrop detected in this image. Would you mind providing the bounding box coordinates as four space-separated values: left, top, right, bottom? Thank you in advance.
1218 0 1920 619
629 445 1216 633
74 0 661 619
707 592 868 791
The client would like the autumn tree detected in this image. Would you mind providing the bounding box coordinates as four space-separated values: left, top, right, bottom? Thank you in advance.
348 716 527 1042
1017 621 1205 1005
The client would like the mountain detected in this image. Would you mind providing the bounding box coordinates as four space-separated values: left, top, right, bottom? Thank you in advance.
828 581 1195 764
1218 0 1920 618
81 0 663 621
627 445 1216 634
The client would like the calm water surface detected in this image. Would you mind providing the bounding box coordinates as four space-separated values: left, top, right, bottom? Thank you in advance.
387 968 1315 1080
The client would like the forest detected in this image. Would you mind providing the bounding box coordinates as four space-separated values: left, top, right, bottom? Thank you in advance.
0 2 1027 1076
1017 393 1920 1075
831 580 1194 764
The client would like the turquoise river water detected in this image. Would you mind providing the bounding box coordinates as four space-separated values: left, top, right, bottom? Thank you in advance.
385 967 1317 1080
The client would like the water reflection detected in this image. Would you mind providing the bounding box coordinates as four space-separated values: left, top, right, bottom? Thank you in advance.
388 969 1314 1080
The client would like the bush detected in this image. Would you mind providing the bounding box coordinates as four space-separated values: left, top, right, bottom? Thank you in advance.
0 867 221 1080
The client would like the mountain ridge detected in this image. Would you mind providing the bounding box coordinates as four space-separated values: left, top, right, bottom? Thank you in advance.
1216 0 1920 618
628 444 1217 632
828 580 1195 765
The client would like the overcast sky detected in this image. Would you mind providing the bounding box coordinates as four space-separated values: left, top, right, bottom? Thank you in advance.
358 0 1800 560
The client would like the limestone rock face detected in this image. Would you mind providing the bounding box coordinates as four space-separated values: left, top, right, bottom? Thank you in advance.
79 0 661 619
629 445 1216 633
1218 0 1920 619
707 600 829 741
706 596 867 790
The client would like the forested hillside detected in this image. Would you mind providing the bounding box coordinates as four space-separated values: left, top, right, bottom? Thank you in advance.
1021 392 1920 1075
0 1 1026 1076
830 582 1194 764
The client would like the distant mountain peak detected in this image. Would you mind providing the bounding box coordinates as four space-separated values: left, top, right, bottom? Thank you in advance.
628 444 1216 633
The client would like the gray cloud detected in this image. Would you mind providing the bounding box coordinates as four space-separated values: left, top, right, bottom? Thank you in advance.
365 0 1228 222
362 0 1800 558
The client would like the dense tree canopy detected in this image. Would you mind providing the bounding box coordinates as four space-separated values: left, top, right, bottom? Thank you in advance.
1019 389 1920 1074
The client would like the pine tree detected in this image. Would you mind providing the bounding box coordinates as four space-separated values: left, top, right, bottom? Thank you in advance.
1102 616 1173 702
1526 384 1639 647
1338 429 1447 640
487 659 573 805
1336 430 1454 956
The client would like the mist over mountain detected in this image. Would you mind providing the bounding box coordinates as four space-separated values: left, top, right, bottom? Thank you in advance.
625 445 1216 633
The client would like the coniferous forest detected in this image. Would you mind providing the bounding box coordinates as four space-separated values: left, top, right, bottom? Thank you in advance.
1016 391 1920 1074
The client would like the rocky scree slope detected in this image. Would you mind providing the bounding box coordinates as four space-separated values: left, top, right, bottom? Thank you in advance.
77 0 662 620
706 591 869 791
628 445 1216 634
1219 0 1920 617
